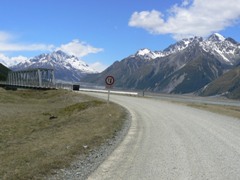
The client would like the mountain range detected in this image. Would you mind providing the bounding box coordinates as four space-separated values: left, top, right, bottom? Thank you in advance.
10 50 97 82
83 33 240 99
1 33 240 99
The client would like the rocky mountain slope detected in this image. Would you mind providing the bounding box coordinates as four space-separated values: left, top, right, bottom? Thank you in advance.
84 33 240 96
200 66 240 99
11 50 97 82
0 63 11 81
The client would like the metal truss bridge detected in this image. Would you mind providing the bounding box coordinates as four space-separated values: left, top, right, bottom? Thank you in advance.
0 68 57 90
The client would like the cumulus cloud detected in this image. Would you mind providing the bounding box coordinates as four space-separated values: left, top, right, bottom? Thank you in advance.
129 0 240 39
129 10 165 34
57 39 103 58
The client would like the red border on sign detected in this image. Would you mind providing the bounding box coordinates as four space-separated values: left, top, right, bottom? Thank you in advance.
105 76 115 85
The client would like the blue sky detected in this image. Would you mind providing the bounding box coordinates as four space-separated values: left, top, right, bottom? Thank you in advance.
0 0 240 71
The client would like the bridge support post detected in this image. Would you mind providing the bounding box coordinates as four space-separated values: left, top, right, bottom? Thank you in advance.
37 69 42 87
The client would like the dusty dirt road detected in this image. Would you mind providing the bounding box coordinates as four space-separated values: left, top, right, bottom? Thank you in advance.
86 93 240 180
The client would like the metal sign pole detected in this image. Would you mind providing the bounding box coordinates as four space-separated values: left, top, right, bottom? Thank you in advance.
105 76 115 105
107 89 110 104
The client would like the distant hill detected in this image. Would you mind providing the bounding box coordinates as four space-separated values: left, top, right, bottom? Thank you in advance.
200 66 240 99
0 63 10 81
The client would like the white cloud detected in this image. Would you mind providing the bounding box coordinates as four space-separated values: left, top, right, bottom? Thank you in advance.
129 0 240 39
0 31 54 52
0 43 54 51
89 62 108 72
11 55 29 64
0 54 9 66
57 40 105 72
0 53 29 67
181 0 191 7
57 39 103 58
129 10 165 34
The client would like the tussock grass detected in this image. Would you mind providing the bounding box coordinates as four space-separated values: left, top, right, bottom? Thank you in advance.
0 88 126 179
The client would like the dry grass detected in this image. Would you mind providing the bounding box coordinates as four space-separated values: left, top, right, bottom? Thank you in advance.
187 103 240 119
0 88 126 179
166 96 240 120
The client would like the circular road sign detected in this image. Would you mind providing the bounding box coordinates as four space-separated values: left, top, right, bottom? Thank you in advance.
105 76 115 86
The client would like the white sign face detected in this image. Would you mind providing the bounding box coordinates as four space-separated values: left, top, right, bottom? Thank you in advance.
105 76 115 86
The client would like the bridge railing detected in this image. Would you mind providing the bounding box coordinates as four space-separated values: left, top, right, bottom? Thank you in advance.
0 80 77 90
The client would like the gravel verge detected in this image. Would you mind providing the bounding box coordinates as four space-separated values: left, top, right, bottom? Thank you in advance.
45 108 131 180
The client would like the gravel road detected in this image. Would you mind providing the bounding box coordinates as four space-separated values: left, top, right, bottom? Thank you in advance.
87 93 240 180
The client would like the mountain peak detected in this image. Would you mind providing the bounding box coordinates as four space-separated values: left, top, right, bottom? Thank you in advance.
10 50 97 82
134 48 165 60
52 50 73 59
163 37 199 54
55 50 68 55
208 33 225 42
136 48 151 56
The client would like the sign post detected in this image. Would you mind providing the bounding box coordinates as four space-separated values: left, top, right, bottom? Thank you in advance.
105 76 115 104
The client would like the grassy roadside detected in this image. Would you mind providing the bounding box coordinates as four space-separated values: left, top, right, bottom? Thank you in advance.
186 103 240 119
168 97 240 119
0 88 127 179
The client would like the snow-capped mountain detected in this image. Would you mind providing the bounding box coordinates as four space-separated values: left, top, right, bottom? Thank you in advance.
84 33 240 98
11 50 97 82
133 48 165 60
132 37 202 60
132 33 240 65
201 33 240 65
163 36 204 56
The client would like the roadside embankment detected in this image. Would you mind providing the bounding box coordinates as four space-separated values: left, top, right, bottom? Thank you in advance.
0 88 129 179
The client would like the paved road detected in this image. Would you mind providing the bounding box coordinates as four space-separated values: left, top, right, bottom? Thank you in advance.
87 93 240 180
